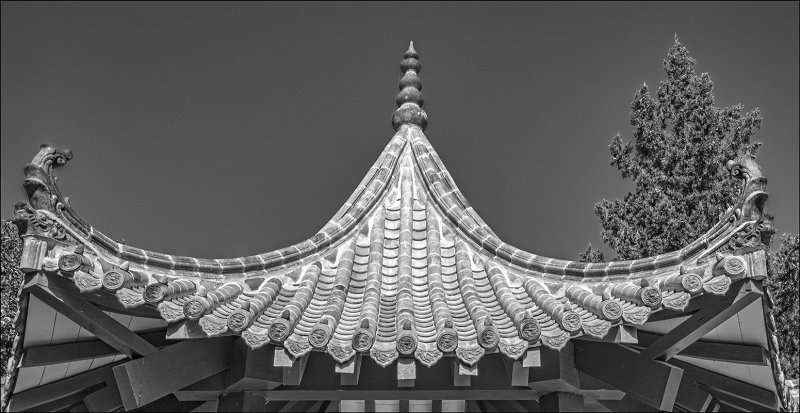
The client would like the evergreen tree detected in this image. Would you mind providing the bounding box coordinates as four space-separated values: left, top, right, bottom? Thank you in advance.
769 234 799 380
593 38 762 261
578 243 605 263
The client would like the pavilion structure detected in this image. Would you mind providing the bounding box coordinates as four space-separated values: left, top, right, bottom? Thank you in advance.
3 43 792 412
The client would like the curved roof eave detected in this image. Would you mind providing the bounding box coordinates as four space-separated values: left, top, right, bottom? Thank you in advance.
14 125 772 281
8 41 778 372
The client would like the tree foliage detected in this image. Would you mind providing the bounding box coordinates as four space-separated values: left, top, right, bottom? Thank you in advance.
1 220 23 409
578 243 605 263
584 37 799 387
769 234 799 380
593 39 762 261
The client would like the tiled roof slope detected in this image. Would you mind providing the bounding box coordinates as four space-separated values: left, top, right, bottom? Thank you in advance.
10 42 777 375
12 123 775 369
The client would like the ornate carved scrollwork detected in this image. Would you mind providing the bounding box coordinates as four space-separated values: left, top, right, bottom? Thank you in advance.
725 155 773 251
13 203 73 242
728 154 767 201
23 144 73 213
719 216 775 255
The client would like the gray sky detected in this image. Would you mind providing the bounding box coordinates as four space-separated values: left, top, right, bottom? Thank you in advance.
2 2 798 260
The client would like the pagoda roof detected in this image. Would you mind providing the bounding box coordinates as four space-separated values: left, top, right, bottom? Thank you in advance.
11 43 779 373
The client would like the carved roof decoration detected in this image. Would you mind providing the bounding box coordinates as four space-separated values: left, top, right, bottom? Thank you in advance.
12 42 776 371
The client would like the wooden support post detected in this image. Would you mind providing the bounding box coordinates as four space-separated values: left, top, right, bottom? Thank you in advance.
112 336 235 410
282 353 310 385
26 274 158 359
639 280 760 361
539 392 584 412
635 331 769 365
397 357 416 388
336 354 362 385
574 340 683 411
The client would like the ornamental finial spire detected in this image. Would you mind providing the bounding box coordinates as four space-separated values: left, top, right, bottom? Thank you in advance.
392 41 427 131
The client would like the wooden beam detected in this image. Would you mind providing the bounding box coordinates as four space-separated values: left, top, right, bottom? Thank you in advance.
278 400 320 412
112 336 235 410
522 348 542 367
282 353 309 385
336 354 362 386
13 388 94 412
251 390 542 400
475 399 497 412
324 400 341 412
8 361 121 412
485 399 530 412
539 392 583 412
577 325 638 344
647 287 745 322
668 357 777 411
695 382 769 412
598 394 659 412
226 339 284 391
452 360 474 387
397 358 416 388
82 382 123 412
574 340 683 411
218 392 268 412
501 356 530 387
191 399 220 412
635 331 769 365
21 329 171 367
26 273 158 359
175 371 229 402
527 342 580 395
639 280 760 361
577 371 626 401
